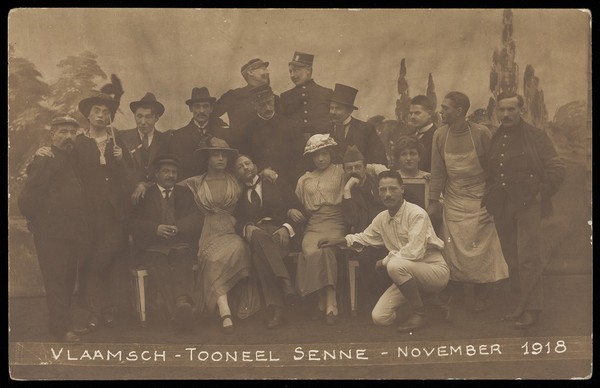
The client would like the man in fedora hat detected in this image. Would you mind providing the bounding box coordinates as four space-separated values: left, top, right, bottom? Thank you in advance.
131 155 203 331
340 145 390 312
233 154 304 329
169 87 231 181
19 114 93 342
122 92 171 204
243 83 307 189
280 52 333 141
213 58 278 150
329 83 388 166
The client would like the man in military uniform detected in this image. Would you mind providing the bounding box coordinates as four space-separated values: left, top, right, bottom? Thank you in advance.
213 58 274 151
329 83 388 166
482 92 565 328
18 115 93 342
280 51 333 141
169 87 231 181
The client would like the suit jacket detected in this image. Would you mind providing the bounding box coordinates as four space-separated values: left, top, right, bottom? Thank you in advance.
169 118 231 181
131 184 203 252
341 174 385 233
233 179 305 237
416 124 437 173
18 146 93 243
280 79 333 136
121 128 171 184
244 113 307 188
73 130 134 221
330 117 388 166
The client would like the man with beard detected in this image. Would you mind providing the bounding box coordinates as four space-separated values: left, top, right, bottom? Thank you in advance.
280 52 333 141
319 170 449 332
19 115 93 342
482 92 565 328
233 154 304 329
405 95 437 173
122 92 171 204
243 84 307 189
131 155 203 331
340 145 390 312
169 87 231 181
329 83 388 166
213 58 275 150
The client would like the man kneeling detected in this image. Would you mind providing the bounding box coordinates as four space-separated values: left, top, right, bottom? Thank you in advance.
319 170 449 332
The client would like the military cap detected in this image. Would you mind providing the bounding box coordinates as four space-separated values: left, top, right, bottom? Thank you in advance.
50 114 80 128
241 58 269 75
342 145 365 163
250 84 274 103
289 51 314 67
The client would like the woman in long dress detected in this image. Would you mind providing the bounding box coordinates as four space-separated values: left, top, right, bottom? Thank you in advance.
430 92 508 312
180 137 260 333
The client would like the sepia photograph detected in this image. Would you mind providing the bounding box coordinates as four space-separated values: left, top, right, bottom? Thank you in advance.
7 8 592 380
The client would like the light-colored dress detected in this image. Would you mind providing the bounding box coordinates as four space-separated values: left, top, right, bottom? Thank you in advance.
440 126 508 283
294 164 347 296
182 173 261 319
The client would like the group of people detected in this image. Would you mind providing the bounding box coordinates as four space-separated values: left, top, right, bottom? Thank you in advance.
18 51 566 343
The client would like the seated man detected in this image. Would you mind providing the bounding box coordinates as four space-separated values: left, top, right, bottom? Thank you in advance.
319 170 449 332
233 154 306 329
131 155 203 330
340 145 390 312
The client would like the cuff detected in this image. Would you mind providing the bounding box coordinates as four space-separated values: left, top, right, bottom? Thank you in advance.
242 223 254 238
343 190 352 199
282 223 295 238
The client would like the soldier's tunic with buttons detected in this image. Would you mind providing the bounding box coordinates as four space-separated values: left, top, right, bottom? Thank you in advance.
280 79 333 138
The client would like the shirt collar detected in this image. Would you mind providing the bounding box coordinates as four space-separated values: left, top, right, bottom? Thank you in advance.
193 119 209 130
156 184 173 193
138 128 154 140
246 175 260 188
342 116 352 126
417 123 434 135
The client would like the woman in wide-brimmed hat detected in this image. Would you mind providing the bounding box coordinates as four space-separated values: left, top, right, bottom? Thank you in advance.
178 137 260 334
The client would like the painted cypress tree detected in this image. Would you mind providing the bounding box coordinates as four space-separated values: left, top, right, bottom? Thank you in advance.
395 58 410 126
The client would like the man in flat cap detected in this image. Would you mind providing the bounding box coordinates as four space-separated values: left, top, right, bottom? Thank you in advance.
341 145 390 312
329 83 388 166
213 58 277 151
122 92 172 204
280 52 333 141
19 115 93 342
169 87 231 181
242 83 307 189
131 155 203 331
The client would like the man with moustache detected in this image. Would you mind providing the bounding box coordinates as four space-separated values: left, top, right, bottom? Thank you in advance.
404 95 437 173
131 155 203 331
280 52 333 141
213 58 275 150
233 154 304 329
482 92 565 328
319 170 449 332
340 145 390 311
329 83 388 166
19 115 93 342
169 87 231 181
121 92 171 204
244 84 307 189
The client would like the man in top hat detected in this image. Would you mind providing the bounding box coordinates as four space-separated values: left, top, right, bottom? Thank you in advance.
169 87 231 181
340 145 391 312
242 83 307 189
233 154 305 329
131 155 203 330
329 83 388 166
19 114 93 342
122 92 171 204
213 58 277 150
280 52 333 141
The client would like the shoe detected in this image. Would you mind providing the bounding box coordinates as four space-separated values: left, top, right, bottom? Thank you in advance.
86 315 100 332
325 312 338 326
221 314 234 334
514 311 538 329
282 280 299 306
397 312 428 333
266 306 284 329
471 300 490 313
311 308 325 321
61 331 81 343
103 311 116 328
502 306 524 321
174 300 193 328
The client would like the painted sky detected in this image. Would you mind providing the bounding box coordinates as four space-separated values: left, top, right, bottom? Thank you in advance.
8 8 590 131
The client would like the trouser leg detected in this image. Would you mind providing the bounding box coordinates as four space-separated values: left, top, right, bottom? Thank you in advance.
168 248 195 304
33 236 85 339
372 284 405 326
495 215 520 295
250 229 286 307
141 251 176 316
515 203 543 311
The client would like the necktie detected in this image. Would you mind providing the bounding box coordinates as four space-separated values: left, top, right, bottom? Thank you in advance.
248 179 261 207
336 124 347 140
163 189 171 200
141 134 150 167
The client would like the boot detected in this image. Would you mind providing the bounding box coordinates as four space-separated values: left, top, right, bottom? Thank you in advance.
395 278 428 332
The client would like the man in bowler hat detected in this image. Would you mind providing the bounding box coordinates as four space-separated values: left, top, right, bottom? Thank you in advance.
280 51 333 140
329 83 388 166
131 155 203 330
122 92 171 204
19 115 93 342
169 87 231 181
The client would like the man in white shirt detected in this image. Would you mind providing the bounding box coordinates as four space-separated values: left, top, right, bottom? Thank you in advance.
319 170 449 332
